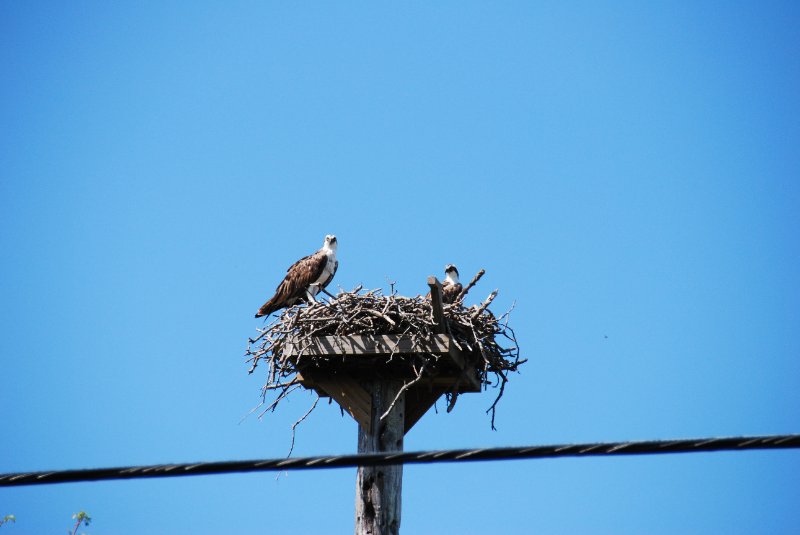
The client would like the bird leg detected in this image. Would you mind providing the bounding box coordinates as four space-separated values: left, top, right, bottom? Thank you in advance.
305 287 319 303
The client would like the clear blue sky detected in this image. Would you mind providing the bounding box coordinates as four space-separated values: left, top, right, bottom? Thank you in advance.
2 2 799 533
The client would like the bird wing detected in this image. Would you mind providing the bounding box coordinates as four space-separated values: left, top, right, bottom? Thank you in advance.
255 251 328 317
441 281 463 304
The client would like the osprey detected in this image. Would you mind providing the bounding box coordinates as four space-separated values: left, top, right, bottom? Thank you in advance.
255 235 338 318
441 264 463 304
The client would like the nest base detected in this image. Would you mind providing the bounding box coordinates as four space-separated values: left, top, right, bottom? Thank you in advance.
293 333 482 434
246 275 522 432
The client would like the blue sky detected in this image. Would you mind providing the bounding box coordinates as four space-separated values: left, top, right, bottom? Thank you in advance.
2 2 799 533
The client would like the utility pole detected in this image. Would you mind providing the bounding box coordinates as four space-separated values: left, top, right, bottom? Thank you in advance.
287 277 481 535
354 380 404 535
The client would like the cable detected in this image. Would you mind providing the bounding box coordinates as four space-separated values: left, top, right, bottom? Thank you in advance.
1 433 798 488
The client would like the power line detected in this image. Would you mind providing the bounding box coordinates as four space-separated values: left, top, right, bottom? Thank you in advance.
1 433 798 488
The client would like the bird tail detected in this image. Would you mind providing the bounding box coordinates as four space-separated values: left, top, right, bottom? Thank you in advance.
255 299 278 318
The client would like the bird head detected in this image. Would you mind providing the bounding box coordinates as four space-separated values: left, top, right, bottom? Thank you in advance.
324 234 338 252
444 264 459 282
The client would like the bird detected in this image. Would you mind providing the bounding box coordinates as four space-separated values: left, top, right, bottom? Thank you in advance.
441 264 463 304
255 234 338 318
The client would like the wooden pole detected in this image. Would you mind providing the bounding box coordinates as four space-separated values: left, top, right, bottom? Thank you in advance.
353 278 446 534
354 380 404 535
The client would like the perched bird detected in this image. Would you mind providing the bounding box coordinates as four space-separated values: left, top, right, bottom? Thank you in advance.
427 264 463 304
441 264 463 304
255 235 338 318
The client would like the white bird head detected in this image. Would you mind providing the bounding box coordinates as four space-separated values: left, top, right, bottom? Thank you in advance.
323 234 338 252
444 264 459 282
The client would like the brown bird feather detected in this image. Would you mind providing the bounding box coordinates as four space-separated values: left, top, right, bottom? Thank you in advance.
255 237 338 318
427 264 463 304
441 279 463 304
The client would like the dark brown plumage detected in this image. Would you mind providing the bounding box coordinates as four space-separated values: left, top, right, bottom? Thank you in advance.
427 264 463 304
255 236 338 318
441 278 463 304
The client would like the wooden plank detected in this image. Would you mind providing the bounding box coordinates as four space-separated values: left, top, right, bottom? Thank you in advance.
295 375 330 399
446 345 467 371
285 334 451 357
300 371 372 433
404 385 446 433
427 276 446 334
428 375 481 392
301 371 477 396
295 372 329 396
446 346 482 392
294 337 480 392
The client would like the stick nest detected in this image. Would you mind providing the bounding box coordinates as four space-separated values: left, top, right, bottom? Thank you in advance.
245 280 524 430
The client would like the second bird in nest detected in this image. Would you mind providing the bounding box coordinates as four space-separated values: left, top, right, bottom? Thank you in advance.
429 264 462 304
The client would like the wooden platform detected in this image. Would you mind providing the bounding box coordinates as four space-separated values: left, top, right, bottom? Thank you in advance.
287 277 483 434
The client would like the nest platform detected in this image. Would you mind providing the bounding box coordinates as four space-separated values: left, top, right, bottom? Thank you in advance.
246 276 522 433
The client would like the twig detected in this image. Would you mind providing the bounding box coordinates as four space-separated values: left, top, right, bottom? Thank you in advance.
456 268 486 302
287 395 320 457
379 363 429 420
486 370 507 431
239 399 265 424
364 308 397 327
446 382 460 413
472 289 498 318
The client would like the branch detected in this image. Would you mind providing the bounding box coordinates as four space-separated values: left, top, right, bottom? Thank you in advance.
287 395 320 457
456 269 485 303
472 289 498 318
380 362 429 420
